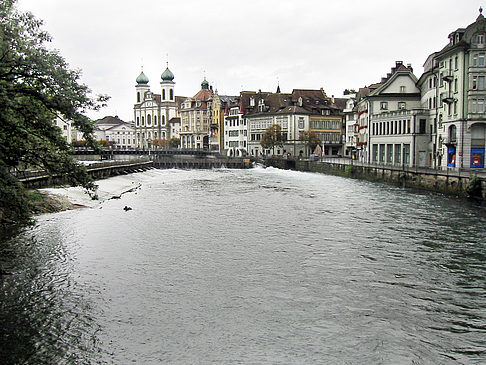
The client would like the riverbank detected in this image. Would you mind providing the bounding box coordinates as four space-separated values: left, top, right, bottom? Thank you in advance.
37 171 146 212
263 157 486 200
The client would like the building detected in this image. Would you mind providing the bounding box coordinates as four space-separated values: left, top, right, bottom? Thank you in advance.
245 89 343 157
179 78 213 149
133 65 181 149
223 94 247 156
343 94 358 158
209 93 237 152
417 53 440 167
94 115 135 149
54 117 83 142
367 62 430 167
427 9 486 170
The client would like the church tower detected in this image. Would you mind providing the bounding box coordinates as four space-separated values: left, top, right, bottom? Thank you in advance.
135 69 150 103
160 64 175 102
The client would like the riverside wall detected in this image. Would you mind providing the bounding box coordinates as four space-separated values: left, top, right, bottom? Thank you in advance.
19 159 154 189
264 158 486 200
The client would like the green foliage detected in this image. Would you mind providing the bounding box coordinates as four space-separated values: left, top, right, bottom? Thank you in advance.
299 131 321 156
169 137 180 148
465 175 482 198
71 140 87 148
97 140 111 147
0 0 108 225
261 124 284 154
343 89 356 95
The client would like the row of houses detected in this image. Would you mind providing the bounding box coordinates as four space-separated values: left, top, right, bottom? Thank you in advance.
347 10 486 170
133 70 347 158
60 10 486 172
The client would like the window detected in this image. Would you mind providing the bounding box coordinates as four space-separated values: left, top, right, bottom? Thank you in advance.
454 78 458 92
380 102 388 110
480 53 485 66
419 119 426 134
398 102 406 110
449 125 457 143
162 89 166 100
170 89 174 100
394 144 401 164
400 86 406 93
387 144 393 163
403 144 410 165
477 34 485 44
455 56 458 69
298 118 304 129
137 92 140 103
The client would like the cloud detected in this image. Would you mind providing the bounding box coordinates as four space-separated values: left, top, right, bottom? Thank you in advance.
17 0 479 121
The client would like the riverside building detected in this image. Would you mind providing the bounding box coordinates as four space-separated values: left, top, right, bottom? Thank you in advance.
133 65 183 149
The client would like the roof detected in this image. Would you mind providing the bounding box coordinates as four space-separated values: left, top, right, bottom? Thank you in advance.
192 88 213 101
95 115 126 126
241 89 343 117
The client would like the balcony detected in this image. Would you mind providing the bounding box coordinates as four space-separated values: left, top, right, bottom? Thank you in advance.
441 92 454 104
442 70 454 82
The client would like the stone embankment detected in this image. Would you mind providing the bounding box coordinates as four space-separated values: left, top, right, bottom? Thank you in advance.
18 158 153 189
264 157 486 200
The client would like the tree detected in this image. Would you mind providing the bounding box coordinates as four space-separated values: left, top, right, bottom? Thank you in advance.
151 138 169 149
343 88 357 95
0 0 109 224
299 131 321 157
260 124 284 155
168 137 180 148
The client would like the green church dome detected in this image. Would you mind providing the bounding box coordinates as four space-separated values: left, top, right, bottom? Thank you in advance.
161 67 175 81
201 78 209 90
136 71 149 85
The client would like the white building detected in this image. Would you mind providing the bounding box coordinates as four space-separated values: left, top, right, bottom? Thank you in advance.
224 100 248 156
342 95 357 158
367 62 430 167
94 116 136 149
133 65 181 149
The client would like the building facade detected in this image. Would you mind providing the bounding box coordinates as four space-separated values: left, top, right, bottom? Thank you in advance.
133 66 180 149
430 10 486 170
179 79 213 149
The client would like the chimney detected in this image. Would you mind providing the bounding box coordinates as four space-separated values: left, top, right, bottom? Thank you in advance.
381 77 387 83
396 60 403 67
331 95 335 104
407 63 413 72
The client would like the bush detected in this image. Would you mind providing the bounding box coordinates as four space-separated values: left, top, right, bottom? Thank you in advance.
465 175 482 198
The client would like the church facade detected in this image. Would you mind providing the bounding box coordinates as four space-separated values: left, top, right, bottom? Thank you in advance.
133 65 181 149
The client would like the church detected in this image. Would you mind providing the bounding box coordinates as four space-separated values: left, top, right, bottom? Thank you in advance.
133 64 183 149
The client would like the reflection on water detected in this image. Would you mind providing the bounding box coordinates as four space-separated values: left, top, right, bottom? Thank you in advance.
1 167 485 364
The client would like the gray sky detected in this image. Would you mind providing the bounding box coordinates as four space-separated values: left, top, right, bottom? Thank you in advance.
18 0 480 122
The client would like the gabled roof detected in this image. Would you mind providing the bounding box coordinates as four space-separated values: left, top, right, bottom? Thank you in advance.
105 122 133 131
95 115 126 126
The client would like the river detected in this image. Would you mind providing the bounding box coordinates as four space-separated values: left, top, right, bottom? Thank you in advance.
1 167 485 364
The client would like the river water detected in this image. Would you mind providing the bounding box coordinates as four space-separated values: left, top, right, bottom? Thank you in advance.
1 167 485 364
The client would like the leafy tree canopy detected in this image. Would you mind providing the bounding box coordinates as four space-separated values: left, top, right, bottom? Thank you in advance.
0 0 109 224
299 131 321 155
260 124 284 154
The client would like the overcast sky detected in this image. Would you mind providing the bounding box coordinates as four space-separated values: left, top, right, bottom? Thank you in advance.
17 0 480 122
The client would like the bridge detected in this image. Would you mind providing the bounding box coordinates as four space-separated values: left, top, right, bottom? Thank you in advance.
74 148 251 169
